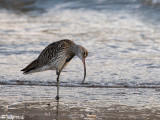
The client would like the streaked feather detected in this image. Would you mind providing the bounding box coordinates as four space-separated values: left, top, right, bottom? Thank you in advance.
21 39 76 74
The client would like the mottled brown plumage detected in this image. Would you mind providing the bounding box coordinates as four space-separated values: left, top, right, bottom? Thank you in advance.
21 39 88 101
22 40 76 74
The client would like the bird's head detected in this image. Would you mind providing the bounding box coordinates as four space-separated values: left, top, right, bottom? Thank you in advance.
77 46 88 59
76 45 88 83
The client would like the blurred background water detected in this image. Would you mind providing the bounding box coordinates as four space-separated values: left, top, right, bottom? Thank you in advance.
0 0 160 88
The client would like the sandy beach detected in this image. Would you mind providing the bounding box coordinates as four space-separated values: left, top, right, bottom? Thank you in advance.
0 85 160 120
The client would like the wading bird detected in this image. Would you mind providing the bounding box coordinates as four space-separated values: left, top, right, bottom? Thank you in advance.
21 39 88 101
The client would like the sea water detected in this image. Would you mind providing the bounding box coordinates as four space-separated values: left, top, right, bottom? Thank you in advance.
0 0 160 88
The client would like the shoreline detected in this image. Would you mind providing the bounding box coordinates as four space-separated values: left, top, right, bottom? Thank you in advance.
0 83 160 89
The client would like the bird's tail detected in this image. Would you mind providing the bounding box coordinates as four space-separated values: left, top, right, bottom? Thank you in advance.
21 59 39 74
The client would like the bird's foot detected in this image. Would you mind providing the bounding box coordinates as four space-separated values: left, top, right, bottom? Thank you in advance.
81 82 85 84
55 96 59 101
81 80 85 84
81 82 89 85
81 80 86 84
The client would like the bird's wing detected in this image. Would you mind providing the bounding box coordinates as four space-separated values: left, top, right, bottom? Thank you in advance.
37 40 74 67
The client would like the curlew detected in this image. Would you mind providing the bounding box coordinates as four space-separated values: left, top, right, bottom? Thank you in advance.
21 39 88 101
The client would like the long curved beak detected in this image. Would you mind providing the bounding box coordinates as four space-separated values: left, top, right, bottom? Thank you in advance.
77 53 86 83
81 57 86 83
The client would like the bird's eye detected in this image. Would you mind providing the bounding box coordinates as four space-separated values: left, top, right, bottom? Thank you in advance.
83 52 85 56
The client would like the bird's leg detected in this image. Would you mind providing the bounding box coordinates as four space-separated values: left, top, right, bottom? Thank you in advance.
55 63 67 101
55 71 60 101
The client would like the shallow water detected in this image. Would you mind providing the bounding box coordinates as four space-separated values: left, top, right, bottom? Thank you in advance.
0 85 160 120
0 0 160 88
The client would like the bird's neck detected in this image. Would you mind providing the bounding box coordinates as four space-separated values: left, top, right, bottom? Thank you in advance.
68 44 79 56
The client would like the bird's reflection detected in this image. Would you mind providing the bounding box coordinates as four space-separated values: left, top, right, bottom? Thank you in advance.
55 101 59 120
21 100 61 120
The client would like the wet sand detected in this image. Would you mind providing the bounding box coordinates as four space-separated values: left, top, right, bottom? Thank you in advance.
0 85 160 120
